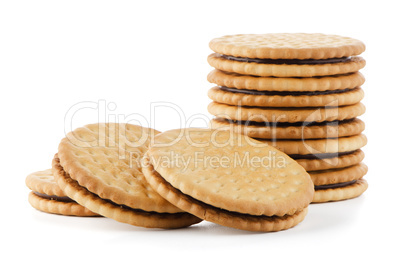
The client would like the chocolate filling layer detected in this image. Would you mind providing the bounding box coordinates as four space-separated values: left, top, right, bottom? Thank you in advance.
289 151 356 160
220 54 352 65
150 165 300 220
219 86 354 96
216 118 354 128
315 180 357 190
52 155 194 219
33 192 75 203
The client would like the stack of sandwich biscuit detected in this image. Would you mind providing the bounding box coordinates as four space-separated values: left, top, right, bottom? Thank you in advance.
207 33 368 203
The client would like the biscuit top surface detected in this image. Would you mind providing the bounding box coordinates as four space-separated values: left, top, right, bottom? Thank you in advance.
209 33 365 59
57 123 183 213
25 169 66 197
147 128 314 216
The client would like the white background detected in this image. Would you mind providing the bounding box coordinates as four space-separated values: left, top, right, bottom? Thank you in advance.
1 0 401 265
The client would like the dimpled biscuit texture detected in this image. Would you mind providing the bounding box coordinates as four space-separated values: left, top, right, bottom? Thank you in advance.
209 33 365 59
52 155 201 228
142 158 308 232
26 169 66 197
57 123 182 213
146 128 314 217
207 69 365 92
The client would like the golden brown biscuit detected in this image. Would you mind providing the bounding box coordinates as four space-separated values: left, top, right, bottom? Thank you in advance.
295 150 365 171
54 123 201 228
52 155 201 228
210 118 365 139
26 169 66 197
208 86 364 107
260 134 367 155
207 69 365 92
26 169 99 216
143 159 309 232
313 179 368 203
207 53 366 77
309 163 368 186
209 33 365 59
142 128 314 232
208 101 365 123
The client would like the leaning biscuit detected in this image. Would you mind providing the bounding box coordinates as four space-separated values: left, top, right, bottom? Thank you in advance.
142 128 314 232
26 169 66 197
54 123 201 229
26 169 99 216
52 155 201 228
143 160 309 232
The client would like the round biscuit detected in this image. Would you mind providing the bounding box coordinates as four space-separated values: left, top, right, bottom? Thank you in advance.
208 53 366 77
142 157 308 232
260 134 367 155
28 192 100 217
144 128 314 217
209 33 365 59
52 155 202 229
309 163 368 186
26 169 66 197
210 118 365 139
296 149 365 171
208 86 364 107
207 69 365 92
208 101 366 123
57 123 183 213
313 179 368 203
